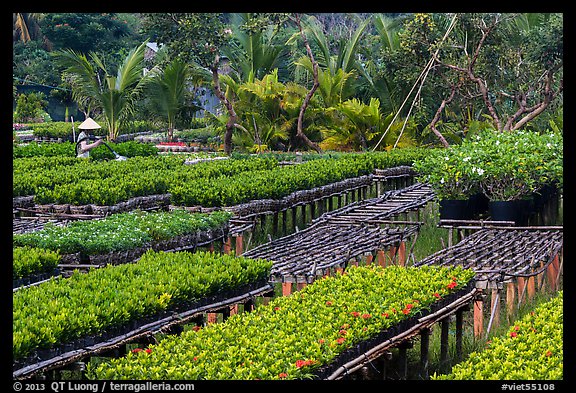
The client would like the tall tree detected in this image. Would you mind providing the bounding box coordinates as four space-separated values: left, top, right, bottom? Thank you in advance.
141 13 237 155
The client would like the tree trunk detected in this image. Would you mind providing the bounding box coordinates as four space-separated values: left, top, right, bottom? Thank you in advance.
294 14 323 154
211 55 237 156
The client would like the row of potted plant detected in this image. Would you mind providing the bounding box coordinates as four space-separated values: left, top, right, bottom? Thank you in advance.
14 150 426 208
13 246 60 280
434 290 563 380
86 264 476 380
13 249 273 361
12 209 232 256
13 140 159 159
413 129 562 222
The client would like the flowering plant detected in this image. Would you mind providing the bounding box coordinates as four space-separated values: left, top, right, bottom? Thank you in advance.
413 148 481 200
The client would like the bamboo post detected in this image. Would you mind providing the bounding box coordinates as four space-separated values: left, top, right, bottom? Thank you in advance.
485 290 501 339
281 209 287 236
365 253 374 266
296 281 307 291
273 212 279 235
490 288 500 331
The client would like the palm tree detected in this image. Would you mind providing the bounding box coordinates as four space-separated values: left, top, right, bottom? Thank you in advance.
53 41 151 140
222 13 290 83
146 58 190 141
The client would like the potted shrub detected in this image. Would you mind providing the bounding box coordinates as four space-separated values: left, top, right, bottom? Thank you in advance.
414 149 478 220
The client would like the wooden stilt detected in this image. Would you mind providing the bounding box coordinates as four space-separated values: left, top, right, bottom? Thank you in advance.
440 317 450 373
473 293 484 338
398 241 406 266
297 281 307 291
377 250 386 267
419 327 430 380
527 275 536 301
506 282 516 318
207 312 217 324
455 309 464 362
223 237 232 254
397 341 412 380
517 277 526 307
388 246 397 266
235 234 243 256
282 282 292 297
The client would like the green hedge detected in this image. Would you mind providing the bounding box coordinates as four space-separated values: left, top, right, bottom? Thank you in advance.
13 250 273 360
87 265 475 380
434 290 563 380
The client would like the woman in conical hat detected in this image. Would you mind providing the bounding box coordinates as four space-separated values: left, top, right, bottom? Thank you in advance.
76 117 104 158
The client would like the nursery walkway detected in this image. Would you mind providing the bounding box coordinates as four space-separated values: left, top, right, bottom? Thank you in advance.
242 182 435 285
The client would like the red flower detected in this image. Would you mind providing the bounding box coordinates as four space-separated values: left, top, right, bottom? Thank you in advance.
339 329 347 336
318 339 325 344
402 308 410 315
510 331 518 338
545 350 552 357
131 348 143 353
295 359 315 368
325 301 333 306
381 312 389 318
433 292 441 299
336 337 346 344
405 303 413 309
192 325 201 332
351 311 360 317
514 325 520 331
361 313 371 319
145 348 152 354
278 373 288 379
274 307 281 311
447 281 458 289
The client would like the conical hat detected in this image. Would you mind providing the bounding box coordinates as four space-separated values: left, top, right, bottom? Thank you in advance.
78 117 101 130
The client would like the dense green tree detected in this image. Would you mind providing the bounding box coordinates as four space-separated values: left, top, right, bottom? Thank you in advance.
381 13 563 147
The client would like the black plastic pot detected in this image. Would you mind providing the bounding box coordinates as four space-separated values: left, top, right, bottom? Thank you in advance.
489 200 527 225
439 199 472 220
